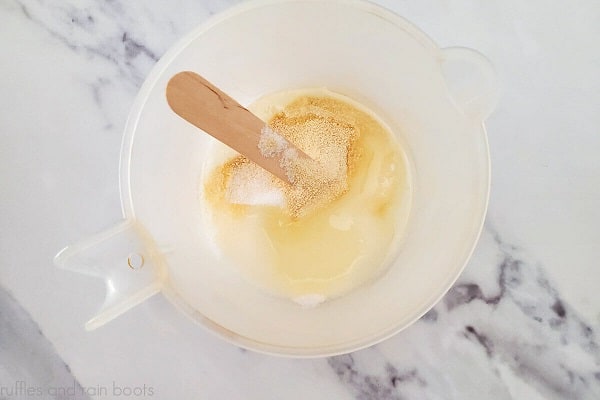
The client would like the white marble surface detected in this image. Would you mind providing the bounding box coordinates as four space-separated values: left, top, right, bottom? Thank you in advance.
1 0 599 398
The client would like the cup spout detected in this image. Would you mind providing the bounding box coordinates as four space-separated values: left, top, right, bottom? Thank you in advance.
54 220 165 330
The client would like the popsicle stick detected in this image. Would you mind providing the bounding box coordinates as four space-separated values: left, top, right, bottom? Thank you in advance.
166 71 309 183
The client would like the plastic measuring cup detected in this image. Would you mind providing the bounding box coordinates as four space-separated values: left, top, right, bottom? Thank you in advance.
55 0 498 356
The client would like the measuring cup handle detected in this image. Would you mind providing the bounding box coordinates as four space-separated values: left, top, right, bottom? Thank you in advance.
54 220 165 330
440 47 500 120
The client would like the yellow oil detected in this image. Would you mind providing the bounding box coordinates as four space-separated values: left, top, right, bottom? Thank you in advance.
203 89 411 304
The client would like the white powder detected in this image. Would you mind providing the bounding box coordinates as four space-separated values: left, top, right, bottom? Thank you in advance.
279 147 300 183
293 294 326 308
258 125 289 157
225 162 285 207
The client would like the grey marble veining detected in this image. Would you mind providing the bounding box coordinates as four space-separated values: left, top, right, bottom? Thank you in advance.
9 0 240 87
6 0 236 137
0 286 89 400
13 1 150 86
326 228 600 399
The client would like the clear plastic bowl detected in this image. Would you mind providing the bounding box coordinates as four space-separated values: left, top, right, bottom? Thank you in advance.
55 0 497 357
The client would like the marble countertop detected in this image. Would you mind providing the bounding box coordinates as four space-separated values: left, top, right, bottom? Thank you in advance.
1 0 599 398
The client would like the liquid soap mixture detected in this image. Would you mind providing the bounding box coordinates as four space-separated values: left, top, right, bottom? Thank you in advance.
203 89 411 306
